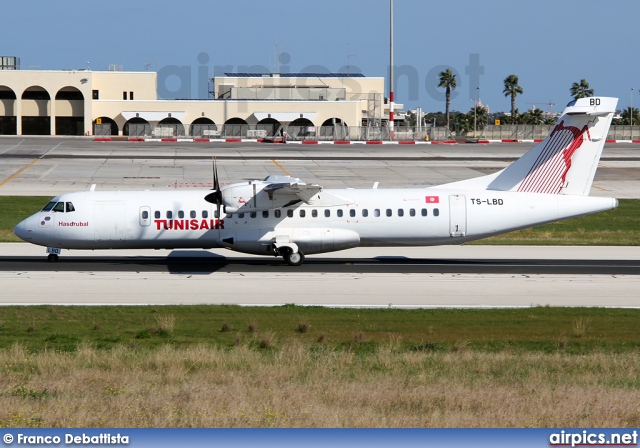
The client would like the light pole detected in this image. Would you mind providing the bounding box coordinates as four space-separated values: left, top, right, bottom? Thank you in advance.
632 88 635 141
389 0 394 140
473 87 479 138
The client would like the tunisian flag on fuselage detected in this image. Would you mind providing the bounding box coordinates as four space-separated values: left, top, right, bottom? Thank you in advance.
425 196 440 203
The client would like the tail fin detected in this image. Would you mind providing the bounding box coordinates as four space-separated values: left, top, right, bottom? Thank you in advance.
488 97 617 195
446 97 617 195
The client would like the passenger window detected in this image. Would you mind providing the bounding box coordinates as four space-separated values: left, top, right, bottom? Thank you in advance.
42 201 56 212
190 211 196 219
250 212 257 218
434 208 440 217
410 209 416 217
312 210 318 218
142 211 149 219
287 209 294 218
300 210 306 218
398 209 404 217
155 211 161 219
421 209 427 217
53 202 65 213
166 211 173 219
178 211 185 219
337 209 343 218
374 209 380 217
202 210 209 218
66 202 75 212
362 209 368 217
324 209 330 218
350 209 356 217
262 211 269 218
238 213 245 218
225 213 232 218
275 210 281 218
386 209 392 217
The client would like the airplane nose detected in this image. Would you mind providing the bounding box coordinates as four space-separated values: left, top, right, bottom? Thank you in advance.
13 219 30 242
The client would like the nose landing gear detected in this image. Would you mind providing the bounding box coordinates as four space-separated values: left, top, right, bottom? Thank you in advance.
46 247 61 262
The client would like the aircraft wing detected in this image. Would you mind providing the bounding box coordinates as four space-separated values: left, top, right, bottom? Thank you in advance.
264 181 322 203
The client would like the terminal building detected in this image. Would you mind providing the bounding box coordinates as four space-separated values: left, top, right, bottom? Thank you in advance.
0 59 403 139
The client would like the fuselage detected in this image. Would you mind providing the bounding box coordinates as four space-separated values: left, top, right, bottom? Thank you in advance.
14 188 618 256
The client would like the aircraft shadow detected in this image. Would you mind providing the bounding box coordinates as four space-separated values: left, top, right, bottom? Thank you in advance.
1 255 639 275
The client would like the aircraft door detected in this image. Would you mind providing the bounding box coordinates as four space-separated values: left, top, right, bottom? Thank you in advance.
449 195 467 237
139 206 151 227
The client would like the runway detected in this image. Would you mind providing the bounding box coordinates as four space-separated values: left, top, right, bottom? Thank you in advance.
3 252 640 276
1 244 639 307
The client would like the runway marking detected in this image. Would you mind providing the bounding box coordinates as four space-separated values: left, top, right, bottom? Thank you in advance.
0 139 24 154
272 159 291 176
601 164 640 179
40 142 63 159
0 142 64 188
0 159 39 188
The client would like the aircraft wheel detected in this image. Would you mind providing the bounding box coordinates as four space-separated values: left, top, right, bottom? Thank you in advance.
47 254 59 263
284 250 305 266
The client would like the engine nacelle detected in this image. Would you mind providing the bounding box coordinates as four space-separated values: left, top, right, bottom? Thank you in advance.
222 228 360 256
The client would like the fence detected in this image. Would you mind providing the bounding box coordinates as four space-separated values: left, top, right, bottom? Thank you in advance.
98 123 640 142
477 125 640 141
479 125 554 140
115 123 444 141
607 126 640 140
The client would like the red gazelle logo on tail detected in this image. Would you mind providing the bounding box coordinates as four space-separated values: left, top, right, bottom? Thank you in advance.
517 120 591 194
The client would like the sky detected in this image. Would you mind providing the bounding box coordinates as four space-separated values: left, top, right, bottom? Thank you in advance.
3 0 640 113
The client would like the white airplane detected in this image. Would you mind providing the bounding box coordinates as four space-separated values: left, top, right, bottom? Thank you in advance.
14 97 618 266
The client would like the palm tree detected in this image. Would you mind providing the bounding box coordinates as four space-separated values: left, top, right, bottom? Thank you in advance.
618 107 640 125
503 75 523 123
438 69 457 131
570 79 594 99
525 107 544 125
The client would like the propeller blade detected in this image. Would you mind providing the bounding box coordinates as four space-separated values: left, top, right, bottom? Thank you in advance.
212 156 220 192
207 156 223 217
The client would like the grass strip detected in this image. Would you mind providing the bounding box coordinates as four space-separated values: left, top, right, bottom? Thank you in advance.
1 345 639 427
0 305 638 354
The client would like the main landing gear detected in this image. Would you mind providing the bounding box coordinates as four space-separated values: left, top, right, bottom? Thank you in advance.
283 249 305 266
47 254 59 262
274 243 305 266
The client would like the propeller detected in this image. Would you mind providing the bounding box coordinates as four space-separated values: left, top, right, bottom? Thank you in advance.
204 156 223 217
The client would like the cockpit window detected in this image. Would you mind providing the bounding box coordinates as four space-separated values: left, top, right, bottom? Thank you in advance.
42 201 56 212
52 202 65 213
66 202 75 212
